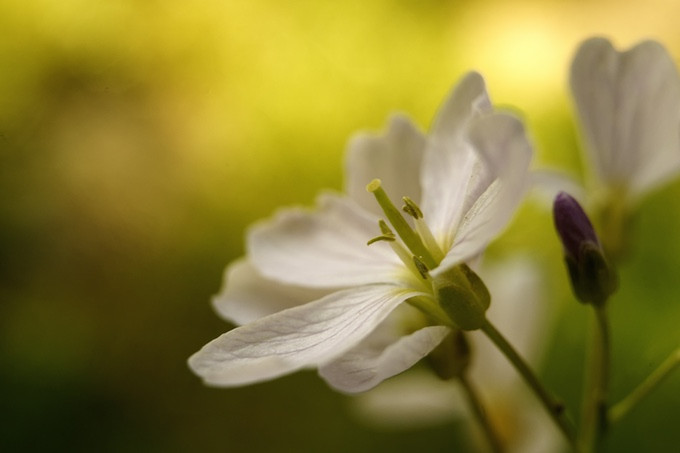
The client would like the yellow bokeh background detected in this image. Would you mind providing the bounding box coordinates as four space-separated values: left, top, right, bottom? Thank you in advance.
2 0 680 451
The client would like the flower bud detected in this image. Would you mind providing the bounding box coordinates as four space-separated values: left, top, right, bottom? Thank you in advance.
553 192 617 306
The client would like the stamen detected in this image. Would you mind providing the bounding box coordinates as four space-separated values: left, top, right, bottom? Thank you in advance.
412 256 430 279
366 219 429 289
403 196 445 262
367 234 395 246
402 197 423 219
366 179 438 269
390 240 428 286
378 219 393 235
367 220 398 245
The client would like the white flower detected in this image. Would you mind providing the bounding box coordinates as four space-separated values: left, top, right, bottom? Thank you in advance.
570 37 680 202
188 72 533 393
349 258 564 453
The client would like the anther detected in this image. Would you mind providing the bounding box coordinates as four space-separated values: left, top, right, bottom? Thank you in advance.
367 234 395 246
368 220 396 245
403 196 444 262
402 197 423 219
413 256 430 279
378 219 393 235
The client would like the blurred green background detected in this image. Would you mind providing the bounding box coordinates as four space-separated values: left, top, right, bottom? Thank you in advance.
2 0 680 451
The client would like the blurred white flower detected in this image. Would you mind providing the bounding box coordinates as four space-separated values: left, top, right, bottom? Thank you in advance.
351 258 565 453
570 37 680 203
188 72 533 393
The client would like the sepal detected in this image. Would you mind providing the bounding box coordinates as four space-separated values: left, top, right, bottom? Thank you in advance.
434 264 490 330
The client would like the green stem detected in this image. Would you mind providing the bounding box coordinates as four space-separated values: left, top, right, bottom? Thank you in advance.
481 320 579 450
579 305 610 453
609 347 680 423
458 373 504 453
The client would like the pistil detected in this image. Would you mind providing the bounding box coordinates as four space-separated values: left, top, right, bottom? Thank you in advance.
366 179 438 269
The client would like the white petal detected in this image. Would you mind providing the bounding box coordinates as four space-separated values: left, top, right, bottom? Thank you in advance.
421 72 494 249
248 193 404 288
189 284 422 387
319 317 450 393
430 71 493 148
212 260 332 325
571 37 680 197
345 114 427 216
435 113 532 273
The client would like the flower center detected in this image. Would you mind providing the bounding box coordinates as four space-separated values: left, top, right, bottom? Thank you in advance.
366 179 444 274
366 178 490 331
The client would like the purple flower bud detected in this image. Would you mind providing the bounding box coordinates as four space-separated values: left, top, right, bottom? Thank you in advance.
553 192 599 260
552 192 616 306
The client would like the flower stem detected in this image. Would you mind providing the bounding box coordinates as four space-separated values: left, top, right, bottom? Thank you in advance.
579 305 610 453
458 373 504 453
609 347 680 423
481 320 578 450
